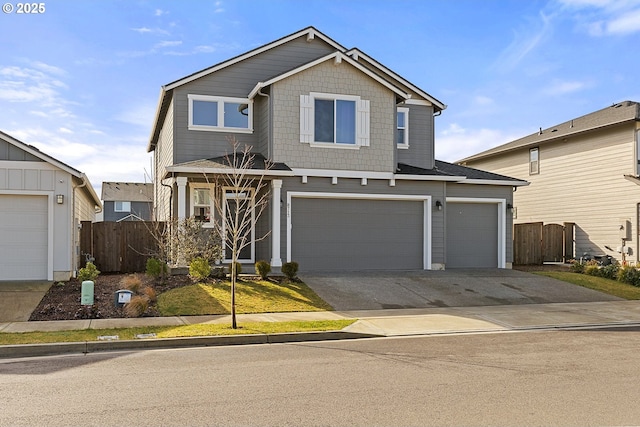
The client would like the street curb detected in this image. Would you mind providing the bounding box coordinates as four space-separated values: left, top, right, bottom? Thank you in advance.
0 331 380 359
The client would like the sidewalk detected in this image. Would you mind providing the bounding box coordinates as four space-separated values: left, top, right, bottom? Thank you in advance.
2 300 640 358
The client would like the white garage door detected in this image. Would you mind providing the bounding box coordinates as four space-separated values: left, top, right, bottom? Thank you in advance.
0 195 48 280
290 197 425 271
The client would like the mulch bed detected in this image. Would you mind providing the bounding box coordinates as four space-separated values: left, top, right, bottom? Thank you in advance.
29 274 193 321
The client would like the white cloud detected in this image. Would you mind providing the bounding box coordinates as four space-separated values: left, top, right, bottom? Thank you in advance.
154 9 168 16
115 102 156 127
131 27 170 36
58 127 73 134
436 123 525 162
558 0 640 36
542 79 590 95
155 40 182 49
493 11 555 71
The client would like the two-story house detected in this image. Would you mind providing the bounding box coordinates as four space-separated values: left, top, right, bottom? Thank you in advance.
101 182 153 222
459 101 640 264
147 27 527 272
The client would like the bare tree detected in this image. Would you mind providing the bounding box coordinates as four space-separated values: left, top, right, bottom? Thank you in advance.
213 138 271 328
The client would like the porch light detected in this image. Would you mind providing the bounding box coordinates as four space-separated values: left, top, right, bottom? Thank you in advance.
435 200 442 211
56 194 64 204
507 203 513 211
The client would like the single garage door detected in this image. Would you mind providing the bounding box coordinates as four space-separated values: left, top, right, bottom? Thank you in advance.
291 197 424 271
446 202 498 268
0 195 48 280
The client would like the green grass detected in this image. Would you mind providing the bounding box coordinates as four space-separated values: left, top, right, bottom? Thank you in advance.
535 271 640 300
157 279 333 316
0 320 356 345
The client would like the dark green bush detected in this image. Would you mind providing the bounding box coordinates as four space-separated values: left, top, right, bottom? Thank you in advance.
617 265 640 287
569 260 585 274
146 258 167 279
281 261 299 280
189 256 211 281
598 263 619 280
255 260 271 280
78 262 100 282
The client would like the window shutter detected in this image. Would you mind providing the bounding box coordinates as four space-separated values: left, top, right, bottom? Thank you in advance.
356 99 370 146
300 95 313 143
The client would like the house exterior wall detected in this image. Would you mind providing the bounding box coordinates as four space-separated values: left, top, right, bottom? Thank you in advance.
0 160 79 280
103 201 152 221
154 98 175 221
271 60 395 172
463 123 637 263
170 36 337 165
396 103 435 170
0 139 42 161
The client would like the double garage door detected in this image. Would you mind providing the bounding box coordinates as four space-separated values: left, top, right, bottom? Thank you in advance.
0 195 49 280
290 197 425 271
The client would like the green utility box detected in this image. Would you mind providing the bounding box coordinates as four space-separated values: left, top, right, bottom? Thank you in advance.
81 280 94 305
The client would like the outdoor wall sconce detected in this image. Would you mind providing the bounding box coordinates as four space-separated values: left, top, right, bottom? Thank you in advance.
435 200 442 211
56 194 64 204
507 203 513 211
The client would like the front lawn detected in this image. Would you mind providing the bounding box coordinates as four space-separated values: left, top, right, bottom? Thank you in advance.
535 271 640 300
157 279 333 316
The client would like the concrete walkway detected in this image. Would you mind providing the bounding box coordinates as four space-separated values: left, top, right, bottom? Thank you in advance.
3 300 640 358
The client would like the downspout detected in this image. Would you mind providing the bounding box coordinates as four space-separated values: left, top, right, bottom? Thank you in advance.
256 86 271 159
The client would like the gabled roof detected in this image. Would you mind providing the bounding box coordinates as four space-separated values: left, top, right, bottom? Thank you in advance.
459 101 640 163
248 51 410 100
101 182 153 202
0 130 102 207
148 26 445 152
164 153 293 179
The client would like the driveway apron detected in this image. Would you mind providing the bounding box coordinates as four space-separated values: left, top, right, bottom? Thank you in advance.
301 269 622 311
0 282 52 322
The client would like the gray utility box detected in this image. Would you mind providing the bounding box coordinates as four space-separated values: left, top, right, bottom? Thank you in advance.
114 289 133 307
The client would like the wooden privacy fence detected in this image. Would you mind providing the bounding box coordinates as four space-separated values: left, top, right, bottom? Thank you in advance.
80 221 166 273
514 222 574 265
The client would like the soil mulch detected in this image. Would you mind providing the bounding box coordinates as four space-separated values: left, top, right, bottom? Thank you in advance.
29 274 193 321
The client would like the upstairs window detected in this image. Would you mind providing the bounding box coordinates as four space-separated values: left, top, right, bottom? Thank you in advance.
300 93 369 148
114 201 131 212
397 107 409 148
529 147 539 175
188 94 253 133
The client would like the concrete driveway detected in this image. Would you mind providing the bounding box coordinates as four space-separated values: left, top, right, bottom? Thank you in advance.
0 282 51 322
301 269 622 311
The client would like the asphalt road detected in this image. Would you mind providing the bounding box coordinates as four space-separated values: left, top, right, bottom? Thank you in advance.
2 329 640 426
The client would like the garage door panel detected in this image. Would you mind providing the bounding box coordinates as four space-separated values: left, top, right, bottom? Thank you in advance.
0 195 48 280
291 198 423 271
447 203 498 268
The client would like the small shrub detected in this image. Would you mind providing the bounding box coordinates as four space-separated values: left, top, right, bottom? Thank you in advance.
255 260 271 280
141 286 157 303
599 263 620 280
211 267 226 279
78 262 100 282
618 265 640 287
121 274 144 293
124 295 149 318
146 257 167 279
569 260 585 274
228 262 242 281
281 261 299 281
189 256 211 281
584 264 600 276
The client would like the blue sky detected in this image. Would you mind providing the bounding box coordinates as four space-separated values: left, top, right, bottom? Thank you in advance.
2 0 640 197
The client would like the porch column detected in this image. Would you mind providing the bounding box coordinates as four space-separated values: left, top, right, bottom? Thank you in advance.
176 177 187 220
270 179 283 267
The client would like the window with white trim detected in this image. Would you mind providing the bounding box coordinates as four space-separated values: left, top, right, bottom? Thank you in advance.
114 201 131 212
397 107 409 148
529 147 539 175
300 93 370 147
189 183 215 228
222 188 255 263
188 94 253 133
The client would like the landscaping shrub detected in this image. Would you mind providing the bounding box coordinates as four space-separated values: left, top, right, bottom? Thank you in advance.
617 265 640 287
569 260 585 274
228 262 242 281
281 261 299 281
78 262 100 282
141 286 157 303
598 263 620 280
146 257 167 279
124 295 149 318
584 264 600 276
255 260 271 280
121 274 143 293
189 256 211 281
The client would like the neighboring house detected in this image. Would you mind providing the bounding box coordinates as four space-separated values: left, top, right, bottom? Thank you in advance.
147 26 527 271
101 182 153 222
0 130 102 281
459 101 640 264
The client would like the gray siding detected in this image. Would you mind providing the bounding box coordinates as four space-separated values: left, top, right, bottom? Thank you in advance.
0 139 42 161
154 99 175 221
103 201 152 222
397 104 435 170
171 36 337 165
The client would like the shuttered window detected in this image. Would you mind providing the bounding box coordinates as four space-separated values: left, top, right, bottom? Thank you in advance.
300 93 370 147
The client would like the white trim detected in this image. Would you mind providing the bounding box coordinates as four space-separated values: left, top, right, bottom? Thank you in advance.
397 106 410 148
270 180 283 267
165 166 294 177
403 99 433 106
446 197 507 269
460 179 529 187
188 182 215 228
286 191 432 270
166 27 346 91
176 177 187 220
249 52 409 100
188 94 253 133
0 190 54 281
290 168 466 182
